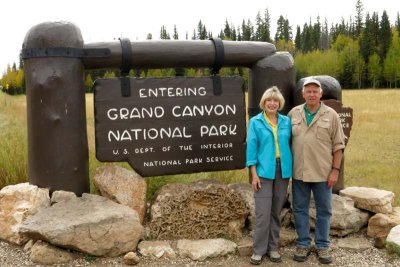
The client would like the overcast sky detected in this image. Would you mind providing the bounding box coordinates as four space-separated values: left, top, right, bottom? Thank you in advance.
0 0 398 71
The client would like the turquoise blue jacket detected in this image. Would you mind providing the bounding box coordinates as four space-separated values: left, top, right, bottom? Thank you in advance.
246 112 293 179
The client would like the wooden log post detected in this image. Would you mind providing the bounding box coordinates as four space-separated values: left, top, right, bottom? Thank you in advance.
23 22 89 195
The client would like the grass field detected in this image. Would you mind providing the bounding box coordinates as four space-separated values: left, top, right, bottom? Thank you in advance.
0 90 399 205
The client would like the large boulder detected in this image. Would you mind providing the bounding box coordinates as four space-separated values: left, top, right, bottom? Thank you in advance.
386 225 400 256
288 190 370 236
150 180 248 240
93 165 147 223
228 183 255 230
310 194 370 236
20 193 144 256
340 187 394 214
0 183 50 245
367 207 400 239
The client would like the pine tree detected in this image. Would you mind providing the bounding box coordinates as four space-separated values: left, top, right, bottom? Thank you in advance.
263 9 272 42
236 26 242 41
218 30 225 39
241 19 253 41
18 54 24 70
191 29 197 40
360 13 375 63
312 17 321 50
275 15 286 41
379 11 392 61
197 20 208 40
255 11 263 41
371 12 380 48
283 18 292 42
301 23 312 53
223 19 232 40
173 25 179 40
254 10 271 42
396 12 400 34
320 18 330 51
295 25 302 51
231 27 237 41
160 25 170 39
355 0 364 37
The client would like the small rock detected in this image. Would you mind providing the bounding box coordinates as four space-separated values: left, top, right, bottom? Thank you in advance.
23 239 35 253
138 240 176 259
237 236 252 256
279 228 297 247
374 236 386 249
51 190 76 204
177 238 237 261
337 237 371 251
123 251 140 265
30 240 74 265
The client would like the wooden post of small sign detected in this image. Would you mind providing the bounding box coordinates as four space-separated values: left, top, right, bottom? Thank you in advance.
23 22 89 195
247 52 296 182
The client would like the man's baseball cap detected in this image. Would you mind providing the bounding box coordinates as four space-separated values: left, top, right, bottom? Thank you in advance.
303 77 321 88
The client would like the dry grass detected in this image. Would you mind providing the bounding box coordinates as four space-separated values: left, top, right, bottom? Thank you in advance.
0 93 28 189
342 90 400 205
1 90 399 205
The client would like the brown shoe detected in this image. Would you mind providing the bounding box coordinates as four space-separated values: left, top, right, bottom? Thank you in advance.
317 248 332 264
293 246 311 262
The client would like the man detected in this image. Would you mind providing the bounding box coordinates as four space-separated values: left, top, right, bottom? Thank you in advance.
288 78 345 264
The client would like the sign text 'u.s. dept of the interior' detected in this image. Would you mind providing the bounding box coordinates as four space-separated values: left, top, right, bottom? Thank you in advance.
94 76 246 176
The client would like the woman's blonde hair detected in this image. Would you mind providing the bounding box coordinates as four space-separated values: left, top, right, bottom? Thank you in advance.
259 86 285 111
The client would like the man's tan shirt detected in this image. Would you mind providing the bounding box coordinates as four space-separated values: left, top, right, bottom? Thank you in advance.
288 103 346 182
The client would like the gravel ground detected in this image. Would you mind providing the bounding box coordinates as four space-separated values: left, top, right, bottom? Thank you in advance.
1 233 400 267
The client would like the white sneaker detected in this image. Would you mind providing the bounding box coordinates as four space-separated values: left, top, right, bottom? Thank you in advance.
250 254 262 265
269 251 282 262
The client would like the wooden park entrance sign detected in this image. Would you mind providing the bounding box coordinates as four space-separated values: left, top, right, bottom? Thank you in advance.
94 77 246 176
22 21 295 195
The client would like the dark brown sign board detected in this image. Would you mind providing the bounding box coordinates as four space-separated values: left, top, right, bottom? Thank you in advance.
94 76 246 177
323 99 353 146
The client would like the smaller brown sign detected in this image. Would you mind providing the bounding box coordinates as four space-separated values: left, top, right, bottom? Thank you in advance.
323 99 353 146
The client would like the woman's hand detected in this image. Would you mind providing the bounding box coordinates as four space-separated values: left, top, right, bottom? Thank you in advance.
252 175 261 192
250 165 261 192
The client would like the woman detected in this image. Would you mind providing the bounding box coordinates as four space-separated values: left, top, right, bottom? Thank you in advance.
246 86 292 264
